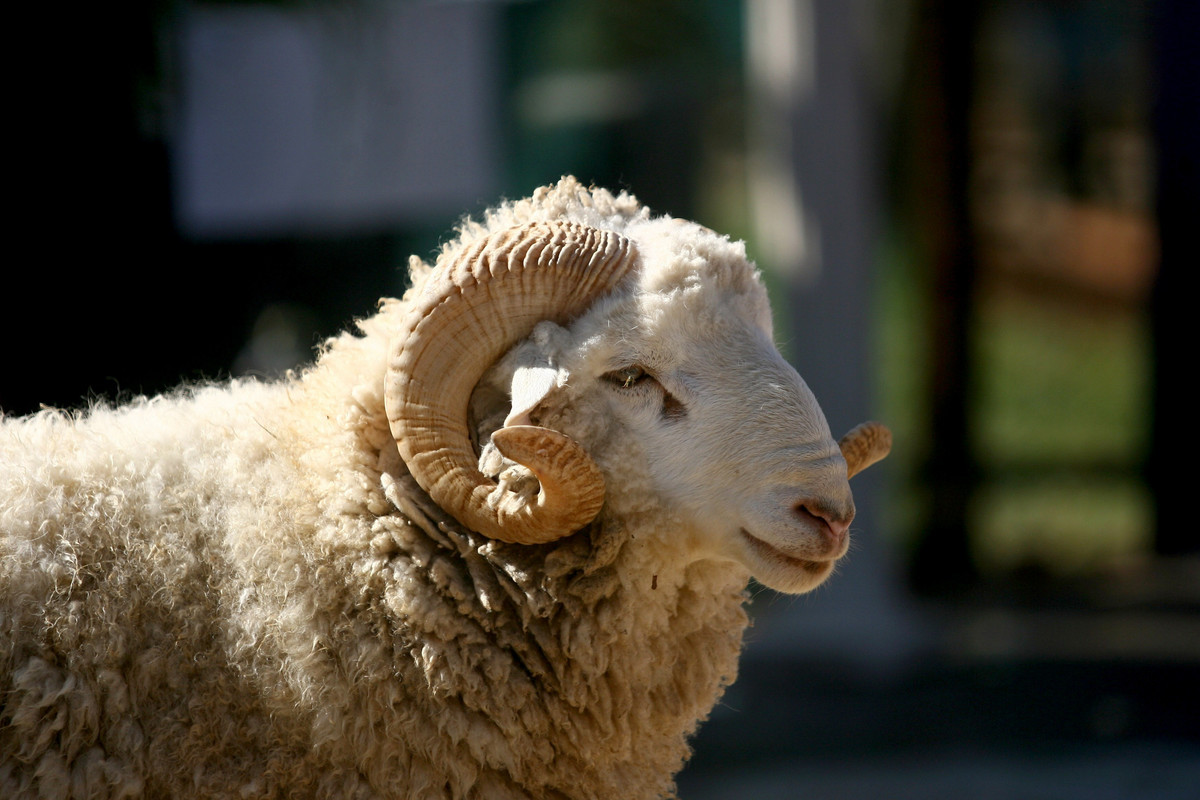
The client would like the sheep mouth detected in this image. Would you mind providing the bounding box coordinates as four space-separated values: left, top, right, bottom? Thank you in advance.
738 529 832 575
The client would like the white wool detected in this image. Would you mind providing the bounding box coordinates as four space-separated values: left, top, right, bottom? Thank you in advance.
2 177 855 799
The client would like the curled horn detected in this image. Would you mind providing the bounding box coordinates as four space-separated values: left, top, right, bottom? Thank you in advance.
838 421 892 479
385 220 638 544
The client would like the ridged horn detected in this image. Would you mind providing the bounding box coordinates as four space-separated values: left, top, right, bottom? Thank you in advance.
385 220 638 544
839 421 892 479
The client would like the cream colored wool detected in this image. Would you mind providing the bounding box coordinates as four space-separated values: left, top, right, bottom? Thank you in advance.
1 178 847 799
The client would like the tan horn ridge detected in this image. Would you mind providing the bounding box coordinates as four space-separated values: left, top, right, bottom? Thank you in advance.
385 220 638 545
838 421 892 479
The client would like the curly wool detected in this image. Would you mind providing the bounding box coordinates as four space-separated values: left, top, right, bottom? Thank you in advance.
1 179 756 799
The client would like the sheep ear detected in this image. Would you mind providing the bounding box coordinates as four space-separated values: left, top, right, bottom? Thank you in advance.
501 321 571 428
504 363 564 427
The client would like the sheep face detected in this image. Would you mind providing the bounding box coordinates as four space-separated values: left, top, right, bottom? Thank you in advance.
475 217 855 595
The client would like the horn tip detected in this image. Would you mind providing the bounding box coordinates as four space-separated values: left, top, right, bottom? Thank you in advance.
840 420 892 479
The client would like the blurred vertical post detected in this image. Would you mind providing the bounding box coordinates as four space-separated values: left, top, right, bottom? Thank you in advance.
1149 0 1199 556
746 0 916 663
907 0 980 593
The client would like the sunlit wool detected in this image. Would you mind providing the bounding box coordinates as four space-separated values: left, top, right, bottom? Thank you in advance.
1 178 883 799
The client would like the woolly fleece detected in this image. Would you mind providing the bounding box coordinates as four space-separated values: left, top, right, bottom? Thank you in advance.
1 178 772 799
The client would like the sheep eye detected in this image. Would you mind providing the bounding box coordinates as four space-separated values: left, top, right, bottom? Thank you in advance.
606 366 649 389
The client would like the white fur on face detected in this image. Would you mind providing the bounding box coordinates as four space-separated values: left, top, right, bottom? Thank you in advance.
584 291 853 594
483 216 856 595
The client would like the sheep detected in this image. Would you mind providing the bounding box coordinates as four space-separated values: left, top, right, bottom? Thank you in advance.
0 176 891 800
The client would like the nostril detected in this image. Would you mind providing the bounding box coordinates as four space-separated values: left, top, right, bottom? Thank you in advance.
795 502 853 542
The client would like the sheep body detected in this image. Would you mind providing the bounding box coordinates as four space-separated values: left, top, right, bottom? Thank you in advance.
2 178 861 798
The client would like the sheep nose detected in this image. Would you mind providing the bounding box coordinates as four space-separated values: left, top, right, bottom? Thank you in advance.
794 501 853 549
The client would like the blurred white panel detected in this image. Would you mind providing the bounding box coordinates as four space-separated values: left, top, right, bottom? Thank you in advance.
173 2 498 238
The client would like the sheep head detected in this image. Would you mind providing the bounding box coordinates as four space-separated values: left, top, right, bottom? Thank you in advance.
386 181 890 592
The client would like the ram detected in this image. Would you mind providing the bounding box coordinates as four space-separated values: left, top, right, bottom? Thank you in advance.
0 177 890 799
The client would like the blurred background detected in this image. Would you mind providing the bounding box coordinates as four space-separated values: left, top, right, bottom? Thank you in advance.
6 0 1198 797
